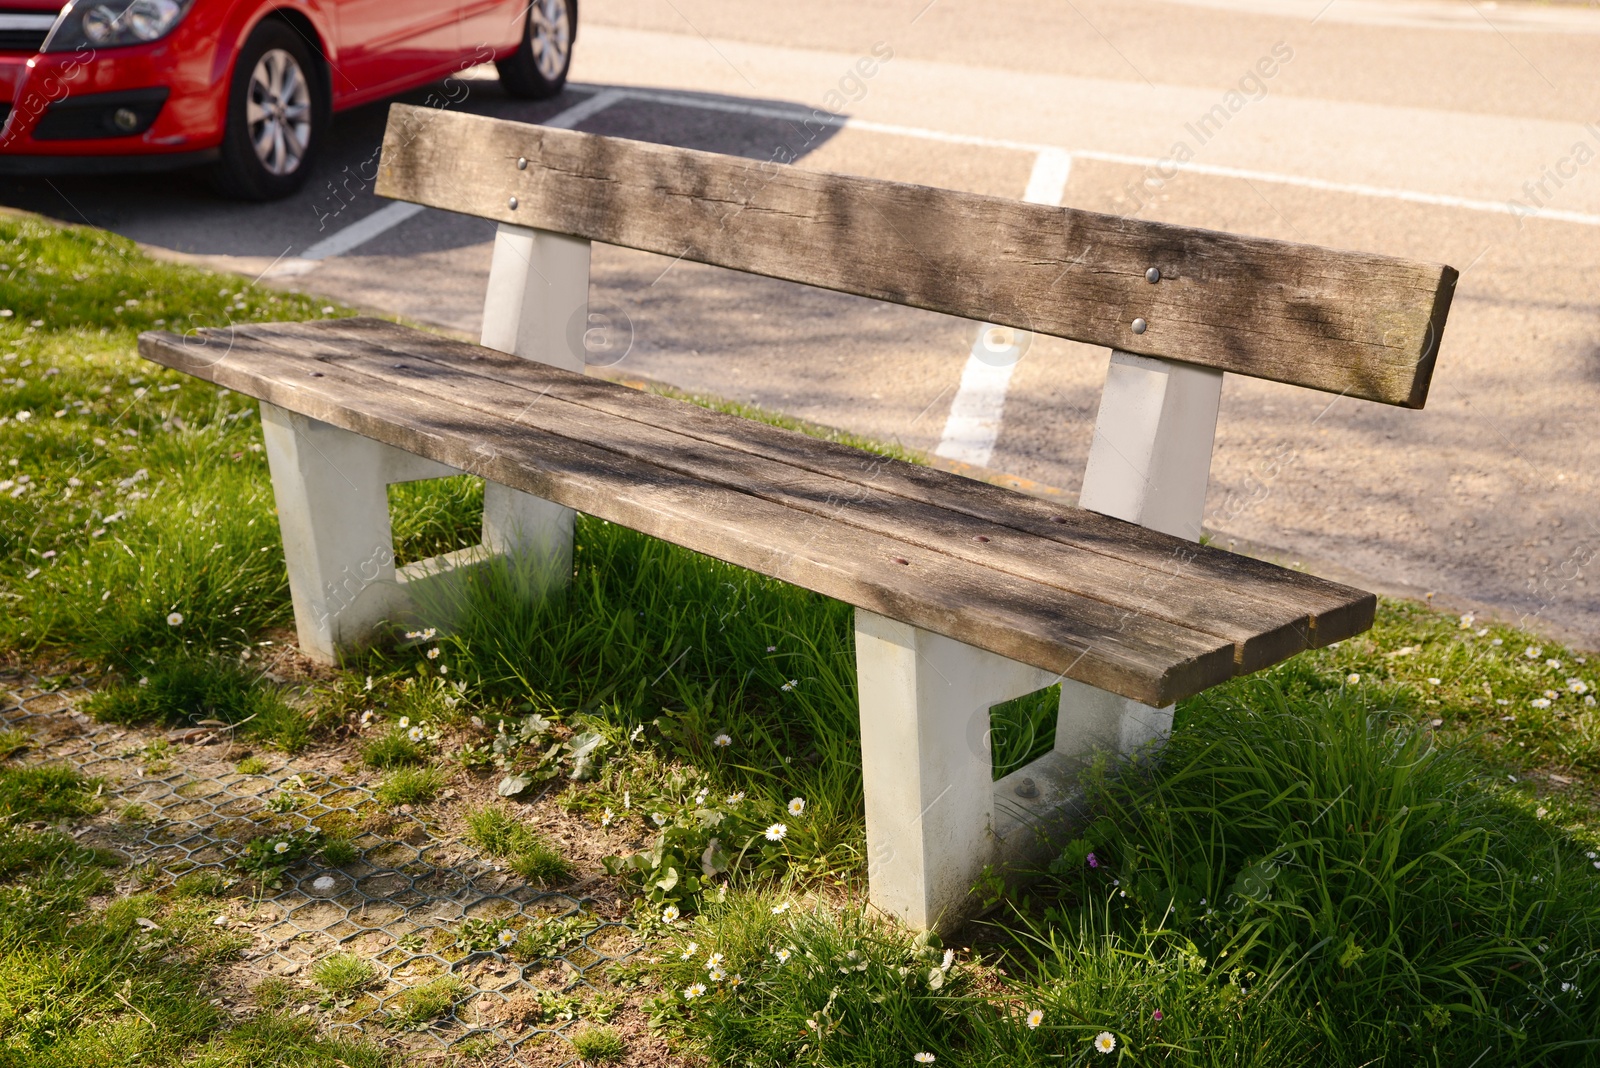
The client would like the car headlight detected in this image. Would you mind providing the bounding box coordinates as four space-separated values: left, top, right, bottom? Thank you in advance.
42 0 194 53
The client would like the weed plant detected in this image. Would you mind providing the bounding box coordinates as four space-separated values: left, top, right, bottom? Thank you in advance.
568 1023 627 1061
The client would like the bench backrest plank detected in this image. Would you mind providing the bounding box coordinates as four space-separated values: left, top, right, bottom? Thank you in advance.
375 104 1456 408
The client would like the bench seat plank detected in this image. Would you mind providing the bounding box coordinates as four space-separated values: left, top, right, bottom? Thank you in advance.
375 105 1456 408
240 316 1376 652
141 324 1244 706
230 318 1374 674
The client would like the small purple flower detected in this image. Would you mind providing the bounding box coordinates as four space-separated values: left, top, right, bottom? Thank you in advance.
1086 853 1099 869
1152 1009 1163 1022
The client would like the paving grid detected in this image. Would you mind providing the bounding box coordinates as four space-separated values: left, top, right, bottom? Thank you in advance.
0 669 644 1061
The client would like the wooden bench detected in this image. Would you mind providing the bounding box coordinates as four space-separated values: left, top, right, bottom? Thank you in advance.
139 103 1457 931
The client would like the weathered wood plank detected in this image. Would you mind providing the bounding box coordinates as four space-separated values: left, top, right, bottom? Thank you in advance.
375 104 1456 407
140 327 1237 706
268 318 1375 651
223 319 1315 672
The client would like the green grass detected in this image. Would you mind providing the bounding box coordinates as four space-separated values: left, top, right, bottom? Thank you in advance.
84 653 314 751
0 728 30 759
463 805 573 886
568 1023 628 1061
0 763 100 820
319 837 359 867
360 729 427 769
373 764 447 806
388 975 462 1027
311 952 376 998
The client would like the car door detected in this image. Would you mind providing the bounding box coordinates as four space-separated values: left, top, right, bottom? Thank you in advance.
330 0 463 103
457 0 524 61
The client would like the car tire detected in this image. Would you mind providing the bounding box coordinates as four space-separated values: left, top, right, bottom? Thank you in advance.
211 20 327 201
496 0 576 100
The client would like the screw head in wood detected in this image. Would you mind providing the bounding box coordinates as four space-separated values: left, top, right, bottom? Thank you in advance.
516 157 528 170
508 196 519 210
1131 317 1148 334
1145 267 1161 283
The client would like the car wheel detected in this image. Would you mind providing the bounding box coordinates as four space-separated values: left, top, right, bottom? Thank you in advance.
212 20 327 201
496 0 576 100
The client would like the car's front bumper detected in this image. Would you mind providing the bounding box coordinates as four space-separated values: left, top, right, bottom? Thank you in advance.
0 27 226 172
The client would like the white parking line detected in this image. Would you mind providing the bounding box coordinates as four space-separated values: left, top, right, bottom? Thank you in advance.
934 148 1072 469
301 201 426 261
273 87 628 277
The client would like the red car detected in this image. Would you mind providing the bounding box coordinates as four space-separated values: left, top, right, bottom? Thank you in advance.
0 0 575 198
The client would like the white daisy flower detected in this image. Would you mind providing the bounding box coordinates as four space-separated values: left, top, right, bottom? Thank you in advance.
787 797 805 817
683 982 706 1000
1532 698 1551 709
706 953 725 970
397 717 410 729
713 733 732 748
764 823 787 842
1547 658 1563 670
407 727 425 742
680 941 698 960
1095 1031 1117 1054
661 905 680 924
166 612 183 626
1346 673 1360 685
1569 679 1589 694
781 679 798 692
1526 646 1542 659
427 647 440 660
771 901 790 915
775 947 792 963
914 1055 935 1064
498 928 517 946
273 841 289 854
726 792 745 804
1026 1008 1044 1029
601 808 615 827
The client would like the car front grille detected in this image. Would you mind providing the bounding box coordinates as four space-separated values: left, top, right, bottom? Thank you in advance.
0 10 59 53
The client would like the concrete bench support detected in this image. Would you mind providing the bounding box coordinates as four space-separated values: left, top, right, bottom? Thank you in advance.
263 222 591 663
856 348 1223 930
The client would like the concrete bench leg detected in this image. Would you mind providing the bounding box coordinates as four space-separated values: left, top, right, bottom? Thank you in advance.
856 350 1219 931
470 221 592 604
262 224 592 663
855 610 1057 930
261 403 461 662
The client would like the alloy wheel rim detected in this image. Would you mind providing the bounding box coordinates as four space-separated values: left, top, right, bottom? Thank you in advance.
529 0 571 81
246 48 312 177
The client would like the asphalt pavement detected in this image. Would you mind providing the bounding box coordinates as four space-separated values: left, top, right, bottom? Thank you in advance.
6 0 1599 648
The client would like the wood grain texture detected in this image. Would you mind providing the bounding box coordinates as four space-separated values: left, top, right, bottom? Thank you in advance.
138 321 1381 703
225 319 1307 672
375 104 1456 407
246 318 1375 667
139 326 1237 706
